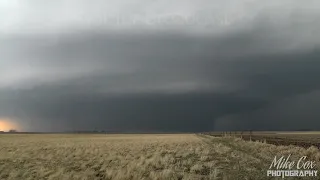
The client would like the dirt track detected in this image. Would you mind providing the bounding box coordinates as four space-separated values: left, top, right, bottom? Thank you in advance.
204 132 320 149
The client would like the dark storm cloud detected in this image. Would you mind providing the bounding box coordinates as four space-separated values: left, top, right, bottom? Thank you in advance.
0 89 267 132
214 91 320 131
1 32 320 131
1 0 320 131
213 51 320 131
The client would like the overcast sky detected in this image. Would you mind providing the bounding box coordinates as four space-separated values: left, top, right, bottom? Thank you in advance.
1 0 320 132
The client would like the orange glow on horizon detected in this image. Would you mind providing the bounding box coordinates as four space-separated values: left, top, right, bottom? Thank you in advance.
0 119 20 132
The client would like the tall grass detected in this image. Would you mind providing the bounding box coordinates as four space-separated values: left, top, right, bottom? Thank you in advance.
0 134 319 180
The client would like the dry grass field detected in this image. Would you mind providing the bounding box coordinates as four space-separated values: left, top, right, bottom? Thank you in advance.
206 131 320 148
0 134 320 180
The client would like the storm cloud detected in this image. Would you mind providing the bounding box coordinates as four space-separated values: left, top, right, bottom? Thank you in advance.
1 0 320 132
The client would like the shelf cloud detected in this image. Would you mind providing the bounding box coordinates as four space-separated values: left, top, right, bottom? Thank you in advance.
1 0 320 132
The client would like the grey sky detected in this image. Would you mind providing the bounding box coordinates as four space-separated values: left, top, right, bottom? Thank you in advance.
0 0 320 132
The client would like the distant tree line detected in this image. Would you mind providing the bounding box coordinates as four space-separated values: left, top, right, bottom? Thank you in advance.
0 129 18 133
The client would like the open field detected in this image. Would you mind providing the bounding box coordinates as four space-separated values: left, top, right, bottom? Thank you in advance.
0 134 320 180
204 131 320 148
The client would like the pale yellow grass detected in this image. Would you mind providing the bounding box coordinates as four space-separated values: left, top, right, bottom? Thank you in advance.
0 134 319 180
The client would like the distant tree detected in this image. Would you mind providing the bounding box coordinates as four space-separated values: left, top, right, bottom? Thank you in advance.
8 129 17 133
296 129 312 131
